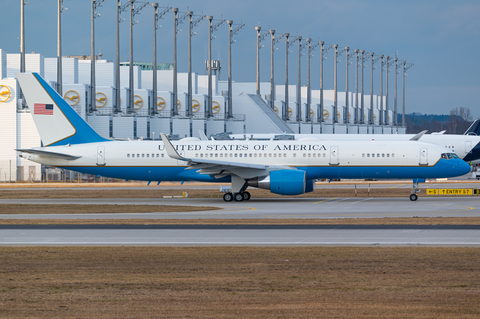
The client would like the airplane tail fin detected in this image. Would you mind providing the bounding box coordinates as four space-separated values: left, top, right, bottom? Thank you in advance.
464 119 480 136
16 72 109 146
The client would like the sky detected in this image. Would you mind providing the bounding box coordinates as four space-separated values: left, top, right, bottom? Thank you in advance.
2 0 480 118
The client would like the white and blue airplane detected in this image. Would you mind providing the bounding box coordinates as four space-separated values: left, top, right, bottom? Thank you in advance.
16 73 470 201
229 120 480 165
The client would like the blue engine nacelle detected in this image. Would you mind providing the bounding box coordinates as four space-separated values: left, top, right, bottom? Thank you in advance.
248 170 307 195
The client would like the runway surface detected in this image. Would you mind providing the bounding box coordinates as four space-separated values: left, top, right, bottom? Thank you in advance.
2 224 480 247
2 182 480 246
1 196 480 219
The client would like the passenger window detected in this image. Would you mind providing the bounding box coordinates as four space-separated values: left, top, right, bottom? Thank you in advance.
200 154 203 157
230 154 233 157
362 153 365 157
313 154 316 157
382 154 385 157
146 154 149 158
284 153 287 157
367 154 370 157
127 154 130 158
215 154 218 157
137 154 140 157
323 154 326 157
239 154 242 157
303 153 306 157
392 154 395 158
269 154 272 157
377 154 380 157
274 153 277 157
254 153 257 157
161 154 164 158
235 154 237 157
293 153 296 157
220 154 223 157
308 153 311 157
387 154 390 157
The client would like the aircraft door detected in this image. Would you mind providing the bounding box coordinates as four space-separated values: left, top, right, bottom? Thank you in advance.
177 152 185 166
419 147 428 165
466 141 472 155
330 146 339 165
97 146 105 166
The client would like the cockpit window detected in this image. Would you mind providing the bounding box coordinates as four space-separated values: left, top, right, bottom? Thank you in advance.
442 153 460 160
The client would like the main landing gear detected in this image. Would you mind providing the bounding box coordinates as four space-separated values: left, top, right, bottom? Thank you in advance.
223 191 251 202
410 182 420 201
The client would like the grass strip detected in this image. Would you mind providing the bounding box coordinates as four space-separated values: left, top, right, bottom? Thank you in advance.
0 246 479 318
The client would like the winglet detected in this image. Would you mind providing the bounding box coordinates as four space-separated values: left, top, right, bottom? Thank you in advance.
410 130 427 141
160 133 185 160
198 130 208 141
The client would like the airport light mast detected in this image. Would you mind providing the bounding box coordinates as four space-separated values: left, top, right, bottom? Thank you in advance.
306 39 319 123
187 13 205 119
127 0 147 114
385 56 393 125
354 49 359 124
57 0 67 96
255 26 269 96
115 1 129 114
379 55 384 125
269 31 285 110
345 47 354 124
394 56 398 126
207 17 225 118
335 45 347 124
90 0 104 113
402 61 414 127
319 43 334 124
284 34 299 122
360 50 368 125
369 53 381 125
227 21 245 119
151 4 171 116
296 36 305 124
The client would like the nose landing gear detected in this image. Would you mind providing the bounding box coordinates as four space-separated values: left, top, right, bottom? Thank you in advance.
410 182 420 201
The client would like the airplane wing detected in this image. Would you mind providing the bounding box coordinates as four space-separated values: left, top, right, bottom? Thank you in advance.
160 133 294 179
16 148 82 160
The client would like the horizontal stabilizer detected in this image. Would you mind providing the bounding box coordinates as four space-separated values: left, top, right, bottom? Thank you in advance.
410 130 427 141
16 149 81 160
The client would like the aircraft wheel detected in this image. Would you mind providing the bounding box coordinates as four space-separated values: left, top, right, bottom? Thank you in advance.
234 193 244 202
223 192 233 202
243 191 251 201
409 194 418 201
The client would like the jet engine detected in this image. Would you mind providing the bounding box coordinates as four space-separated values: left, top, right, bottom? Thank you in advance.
248 170 314 195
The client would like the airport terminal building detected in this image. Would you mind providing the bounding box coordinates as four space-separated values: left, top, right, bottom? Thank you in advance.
0 49 404 182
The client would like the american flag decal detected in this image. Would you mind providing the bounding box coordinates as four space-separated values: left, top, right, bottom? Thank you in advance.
34 103 54 115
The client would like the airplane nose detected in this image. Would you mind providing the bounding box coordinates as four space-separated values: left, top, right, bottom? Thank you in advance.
458 160 472 175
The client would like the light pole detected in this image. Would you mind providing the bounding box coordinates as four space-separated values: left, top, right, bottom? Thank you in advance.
127 0 147 114
402 61 414 127
185 13 205 118
227 21 245 119
255 26 269 97
206 17 225 118
394 57 398 126
354 49 359 124
305 39 319 123
319 43 333 123
296 36 303 123
115 0 128 114
90 0 104 113
385 56 393 125
269 31 285 110
57 0 67 96
379 55 384 125
284 34 298 122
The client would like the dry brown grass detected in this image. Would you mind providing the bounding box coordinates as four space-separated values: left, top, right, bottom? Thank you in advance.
0 187 467 199
2 217 480 226
0 247 479 318
0 204 218 214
